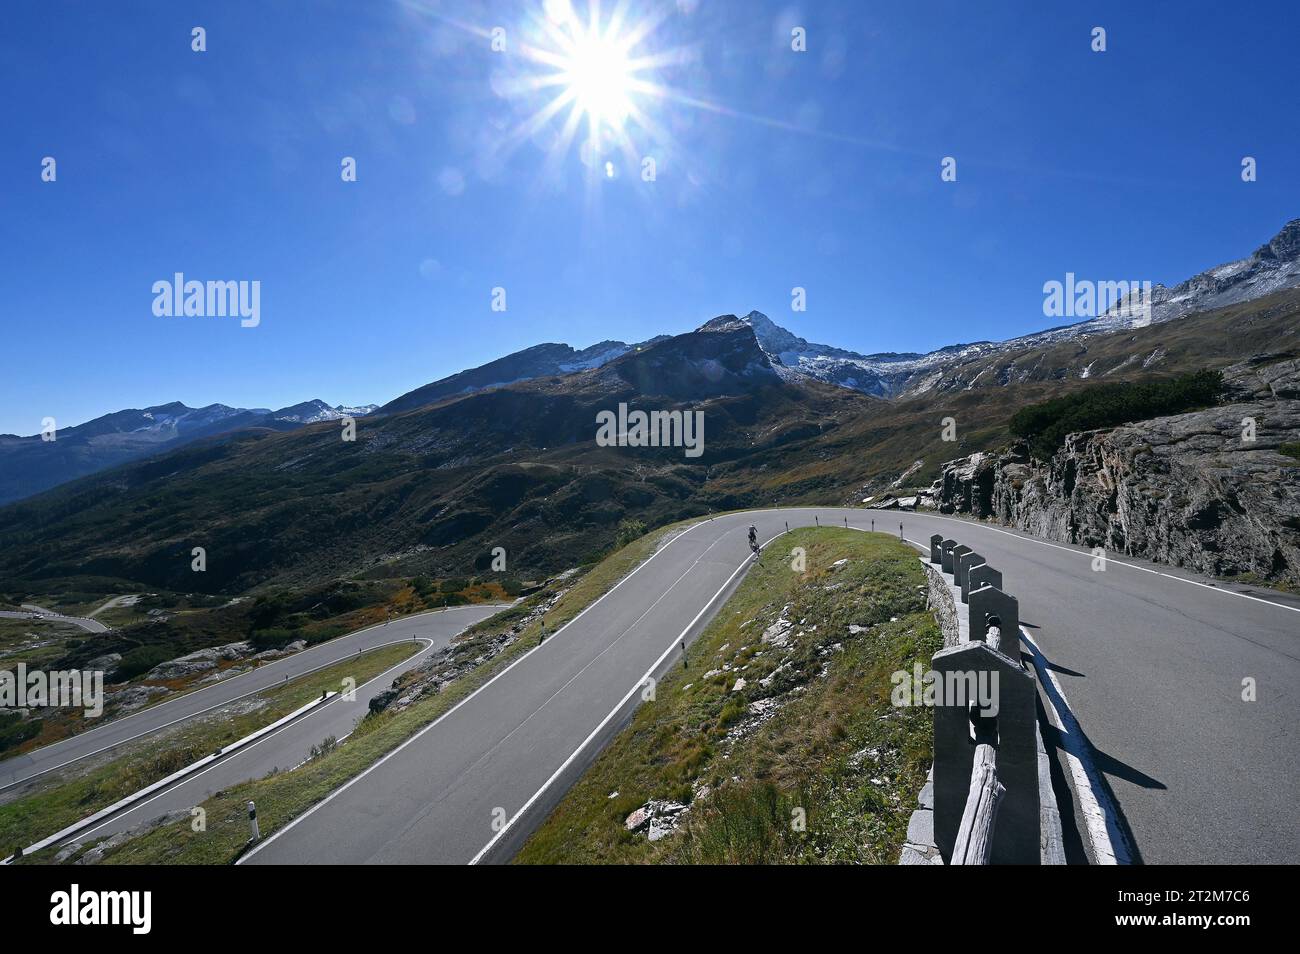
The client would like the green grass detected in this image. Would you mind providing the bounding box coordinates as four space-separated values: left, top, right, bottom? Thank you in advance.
515 527 941 864
50 517 707 864
2 641 418 857
1279 442 1300 463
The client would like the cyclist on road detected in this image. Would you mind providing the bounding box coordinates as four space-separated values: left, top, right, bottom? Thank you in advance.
747 524 759 553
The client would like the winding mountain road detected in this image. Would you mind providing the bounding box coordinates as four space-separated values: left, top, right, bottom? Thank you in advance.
242 508 1299 865
0 604 506 793
0 604 109 634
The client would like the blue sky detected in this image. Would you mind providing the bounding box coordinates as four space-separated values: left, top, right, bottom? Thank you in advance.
2 0 1296 434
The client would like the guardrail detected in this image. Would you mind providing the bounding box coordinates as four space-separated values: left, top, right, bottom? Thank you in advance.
926 533 1038 865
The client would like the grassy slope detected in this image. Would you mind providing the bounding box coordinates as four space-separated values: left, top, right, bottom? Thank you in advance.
2 641 418 856
72 517 703 864
516 527 942 864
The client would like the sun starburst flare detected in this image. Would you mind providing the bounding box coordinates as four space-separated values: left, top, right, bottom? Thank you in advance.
502 0 687 176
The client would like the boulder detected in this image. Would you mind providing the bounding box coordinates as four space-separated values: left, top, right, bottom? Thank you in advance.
85 653 122 673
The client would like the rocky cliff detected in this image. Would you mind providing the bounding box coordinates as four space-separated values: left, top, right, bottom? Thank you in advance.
927 354 1300 585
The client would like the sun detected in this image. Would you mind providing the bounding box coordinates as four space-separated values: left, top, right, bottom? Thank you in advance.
499 0 684 172
561 28 636 132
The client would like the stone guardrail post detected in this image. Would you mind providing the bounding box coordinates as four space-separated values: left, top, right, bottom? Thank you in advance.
957 551 984 603
950 545 972 581
940 539 959 573
967 564 1002 605
968 585 1020 664
931 641 1038 864
930 533 944 564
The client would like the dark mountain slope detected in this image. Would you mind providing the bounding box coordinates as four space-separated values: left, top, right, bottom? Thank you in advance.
0 319 869 593
0 400 373 506
379 337 668 415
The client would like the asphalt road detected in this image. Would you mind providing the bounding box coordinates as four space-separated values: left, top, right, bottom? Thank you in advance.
245 512 1300 868
1 605 108 634
242 508 1299 865
0 604 507 793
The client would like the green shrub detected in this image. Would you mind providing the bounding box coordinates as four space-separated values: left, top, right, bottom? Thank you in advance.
113 645 175 682
0 713 41 752
1279 442 1300 463
615 518 647 548
250 591 292 629
1011 369 1223 459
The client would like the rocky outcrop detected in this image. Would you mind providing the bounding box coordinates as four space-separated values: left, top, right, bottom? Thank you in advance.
929 355 1300 585
144 641 253 681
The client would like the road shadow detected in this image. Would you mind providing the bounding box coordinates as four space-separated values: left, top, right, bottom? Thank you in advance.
1016 629 1084 677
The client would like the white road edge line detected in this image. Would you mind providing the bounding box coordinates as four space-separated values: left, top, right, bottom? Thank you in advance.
238 515 722 864
1019 625 1132 865
0 603 507 792
467 526 786 865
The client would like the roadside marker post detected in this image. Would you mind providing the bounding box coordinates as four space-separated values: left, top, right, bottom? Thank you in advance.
248 801 260 842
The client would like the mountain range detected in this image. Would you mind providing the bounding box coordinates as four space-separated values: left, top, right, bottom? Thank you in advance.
0 218 1297 595
0 400 376 505
5 218 1296 509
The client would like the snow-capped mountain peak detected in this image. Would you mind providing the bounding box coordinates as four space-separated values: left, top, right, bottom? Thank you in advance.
269 400 378 424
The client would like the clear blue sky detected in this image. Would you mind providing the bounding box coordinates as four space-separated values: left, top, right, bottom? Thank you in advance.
2 0 1296 435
